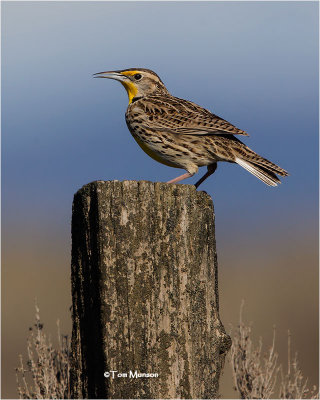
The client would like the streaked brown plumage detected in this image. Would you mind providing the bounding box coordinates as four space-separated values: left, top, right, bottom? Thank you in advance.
94 68 289 187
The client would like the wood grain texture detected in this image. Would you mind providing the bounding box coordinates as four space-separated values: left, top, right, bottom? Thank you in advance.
70 180 231 399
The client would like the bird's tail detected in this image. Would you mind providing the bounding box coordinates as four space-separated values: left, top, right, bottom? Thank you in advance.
234 146 289 187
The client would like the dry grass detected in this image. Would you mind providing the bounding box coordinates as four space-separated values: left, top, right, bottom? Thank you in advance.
16 303 318 399
230 302 319 399
15 304 70 399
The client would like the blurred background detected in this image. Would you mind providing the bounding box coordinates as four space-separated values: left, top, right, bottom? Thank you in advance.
2 1 318 398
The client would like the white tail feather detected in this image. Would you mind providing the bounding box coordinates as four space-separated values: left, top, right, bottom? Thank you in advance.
235 157 279 187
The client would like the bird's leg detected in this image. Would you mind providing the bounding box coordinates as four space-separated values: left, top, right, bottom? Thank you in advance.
167 172 194 184
194 163 217 189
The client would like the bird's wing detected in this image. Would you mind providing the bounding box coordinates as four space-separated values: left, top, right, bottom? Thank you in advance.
130 95 249 136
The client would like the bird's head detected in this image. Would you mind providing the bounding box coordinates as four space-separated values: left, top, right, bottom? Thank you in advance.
93 68 169 104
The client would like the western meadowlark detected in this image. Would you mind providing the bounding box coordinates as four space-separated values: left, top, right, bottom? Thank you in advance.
94 68 288 188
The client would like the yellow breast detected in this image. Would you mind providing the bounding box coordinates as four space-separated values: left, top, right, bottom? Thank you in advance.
133 135 179 168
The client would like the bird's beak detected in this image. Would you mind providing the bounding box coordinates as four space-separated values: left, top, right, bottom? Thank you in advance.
93 71 127 81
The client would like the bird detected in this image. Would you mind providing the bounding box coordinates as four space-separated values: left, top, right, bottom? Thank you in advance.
94 68 288 188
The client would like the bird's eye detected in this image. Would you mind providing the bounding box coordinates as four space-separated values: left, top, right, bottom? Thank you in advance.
134 73 142 81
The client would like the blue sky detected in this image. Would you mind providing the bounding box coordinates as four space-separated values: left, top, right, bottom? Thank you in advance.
2 2 318 237
2 2 319 396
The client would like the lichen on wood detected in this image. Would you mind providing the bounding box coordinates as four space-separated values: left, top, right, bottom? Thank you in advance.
70 180 231 399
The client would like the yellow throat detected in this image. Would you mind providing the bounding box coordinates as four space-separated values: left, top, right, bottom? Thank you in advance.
120 71 139 104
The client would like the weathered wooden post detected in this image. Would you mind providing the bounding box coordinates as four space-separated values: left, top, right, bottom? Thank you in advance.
70 180 231 399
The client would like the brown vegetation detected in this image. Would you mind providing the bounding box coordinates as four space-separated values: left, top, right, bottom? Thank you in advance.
15 305 70 399
230 302 319 399
16 304 318 399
